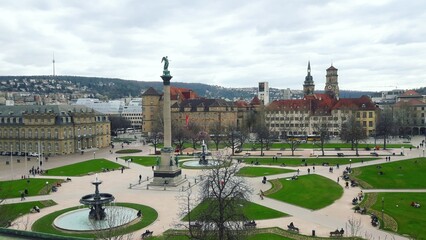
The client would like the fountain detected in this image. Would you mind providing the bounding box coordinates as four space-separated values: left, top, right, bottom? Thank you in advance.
79 174 115 220
182 141 222 168
53 174 138 231
199 140 209 165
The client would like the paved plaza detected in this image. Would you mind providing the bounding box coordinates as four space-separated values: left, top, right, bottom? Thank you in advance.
1 136 425 239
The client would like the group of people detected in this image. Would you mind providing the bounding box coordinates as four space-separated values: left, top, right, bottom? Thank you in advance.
411 201 421 208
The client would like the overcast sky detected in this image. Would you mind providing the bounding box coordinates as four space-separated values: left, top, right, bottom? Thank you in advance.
0 0 425 91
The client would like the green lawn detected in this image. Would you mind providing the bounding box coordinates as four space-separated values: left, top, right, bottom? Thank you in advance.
236 167 295 177
352 158 426 189
32 202 157 238
182 200 287 221
267 174 343 210
44 159 124 176
243 142 413 150
239 157 378 167
247 233 293 240
369 192 426 239
124 156 159 166
0 200 56 227
0 178 63 198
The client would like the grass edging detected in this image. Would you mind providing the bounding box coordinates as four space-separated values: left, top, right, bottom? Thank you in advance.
32 202 157 238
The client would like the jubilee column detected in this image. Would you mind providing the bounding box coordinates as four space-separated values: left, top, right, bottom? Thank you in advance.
150 56 185 186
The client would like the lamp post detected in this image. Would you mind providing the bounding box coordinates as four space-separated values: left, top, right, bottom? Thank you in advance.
45 181 49 194
349 159 352 168
93 152 96 159
381 197 384 227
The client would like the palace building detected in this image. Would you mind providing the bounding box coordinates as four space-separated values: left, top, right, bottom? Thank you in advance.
265 63 379 137
0 105 110 156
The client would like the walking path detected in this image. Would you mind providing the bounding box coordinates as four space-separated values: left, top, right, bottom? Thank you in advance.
1 136 425 239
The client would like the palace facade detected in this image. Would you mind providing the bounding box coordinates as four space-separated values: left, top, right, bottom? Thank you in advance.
0 105 110 155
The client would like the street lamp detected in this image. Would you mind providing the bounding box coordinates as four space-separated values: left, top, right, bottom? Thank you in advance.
381 197 384 227
349 159 352 168
45 181 49 194
93 152 96 159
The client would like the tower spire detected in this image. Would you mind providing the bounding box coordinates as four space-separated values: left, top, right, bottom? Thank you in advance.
52 52 56 77
307 61 311 73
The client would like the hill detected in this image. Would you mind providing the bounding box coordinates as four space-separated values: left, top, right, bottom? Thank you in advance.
0 75 400 100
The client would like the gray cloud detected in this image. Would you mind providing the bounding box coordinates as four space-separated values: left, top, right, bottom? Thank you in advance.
0 0 425 91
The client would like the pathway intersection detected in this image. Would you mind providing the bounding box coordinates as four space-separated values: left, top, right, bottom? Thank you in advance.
1 136 425 239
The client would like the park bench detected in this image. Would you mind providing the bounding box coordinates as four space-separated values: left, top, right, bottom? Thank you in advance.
330 229 344 237
189 222 202 230
244 220 257 228
337 153 344 157
287 224 299 233
141 230 153 239
370 152 379 156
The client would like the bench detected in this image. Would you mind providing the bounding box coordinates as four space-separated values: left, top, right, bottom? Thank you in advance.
370 152 379 156
141 230 153 239
330 230 344 237
189 223 202 230
244 220 257 228
337 153 344 157
287 225 299 233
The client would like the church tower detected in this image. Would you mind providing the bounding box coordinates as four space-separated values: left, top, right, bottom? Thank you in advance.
325 65 339 99
303 61 315 95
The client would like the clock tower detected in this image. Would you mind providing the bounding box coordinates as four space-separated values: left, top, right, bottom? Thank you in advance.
303 61 315 95
324 65 339 99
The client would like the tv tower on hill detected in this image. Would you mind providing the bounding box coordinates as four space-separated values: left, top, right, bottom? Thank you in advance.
52 52 56 77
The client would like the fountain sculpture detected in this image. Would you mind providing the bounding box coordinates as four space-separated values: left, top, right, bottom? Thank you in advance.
79 174 115 220
199 140 209 165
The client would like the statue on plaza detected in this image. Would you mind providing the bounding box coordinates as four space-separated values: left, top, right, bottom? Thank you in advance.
161 56 169 71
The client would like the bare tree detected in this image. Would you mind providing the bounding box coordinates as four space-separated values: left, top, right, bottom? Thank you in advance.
376 107 397 150
346 216 363 237
188 122 202 149
313 119 331 156
172 123 190 154
224 125 240 156
196 157 253 240
340 115 367 155
210 122 223 151
89 206 134 240
148 121 163 154
284 137 301 156
253 124 273 156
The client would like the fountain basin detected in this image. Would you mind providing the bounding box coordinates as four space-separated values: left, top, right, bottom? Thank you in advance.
182 158 221 168
53 206 138 231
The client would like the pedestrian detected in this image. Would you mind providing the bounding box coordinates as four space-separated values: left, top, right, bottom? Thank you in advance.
116 157 118 162
121 166 124 173
139 174 142 183
307 168 311 174
21 192 25 201
313 166 315 172
297 169 300 175
389 156 391 161
151 166 154 171
337 177 339 183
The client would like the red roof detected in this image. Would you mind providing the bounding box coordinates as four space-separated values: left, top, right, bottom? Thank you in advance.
170 87 199 101
394 99 425 107
250 96 261 106
400 90 420 97
234 100 249 108
267 95 377 114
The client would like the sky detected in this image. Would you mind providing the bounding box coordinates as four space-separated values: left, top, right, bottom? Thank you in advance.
0 0 425 91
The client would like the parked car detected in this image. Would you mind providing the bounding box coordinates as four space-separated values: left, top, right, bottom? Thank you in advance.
29 152 39 157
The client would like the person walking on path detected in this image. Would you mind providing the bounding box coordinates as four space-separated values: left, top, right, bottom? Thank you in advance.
121 166 124 174
20 192 25 201
139 174 142 184
307 168 311 174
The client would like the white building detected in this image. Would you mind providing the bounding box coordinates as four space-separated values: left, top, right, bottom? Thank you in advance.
258 82 269 105
121 98 143 129
72 98 124 116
